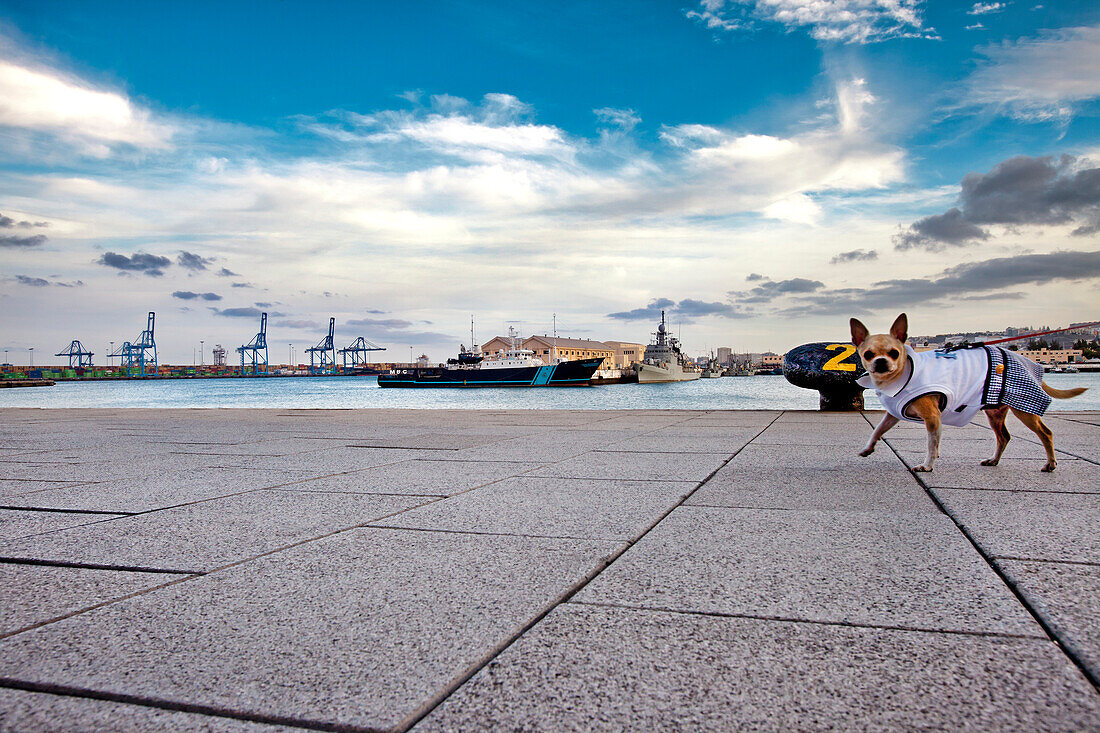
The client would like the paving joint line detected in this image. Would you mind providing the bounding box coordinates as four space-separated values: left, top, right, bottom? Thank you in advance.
393 410 784 733
0 505 133 516
993 555 1100 568
0 557 201 575
566 599 1047 641
868 413 1100 692
0 678 381 733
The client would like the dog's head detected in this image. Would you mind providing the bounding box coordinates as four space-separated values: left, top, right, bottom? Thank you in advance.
850 313 908 386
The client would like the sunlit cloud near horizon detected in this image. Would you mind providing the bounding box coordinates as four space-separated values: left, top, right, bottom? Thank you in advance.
1 2 1099 363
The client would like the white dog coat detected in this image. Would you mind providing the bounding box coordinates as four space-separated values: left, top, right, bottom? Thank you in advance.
857 345 1051 427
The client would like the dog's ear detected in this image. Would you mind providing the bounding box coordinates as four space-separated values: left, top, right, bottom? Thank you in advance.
850 318 869 346
889 313 908 342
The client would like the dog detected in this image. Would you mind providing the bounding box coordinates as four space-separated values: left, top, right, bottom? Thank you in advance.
852 313 1086 472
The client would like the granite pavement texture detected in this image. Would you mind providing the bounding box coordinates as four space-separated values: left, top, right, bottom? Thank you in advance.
0 407 1097 732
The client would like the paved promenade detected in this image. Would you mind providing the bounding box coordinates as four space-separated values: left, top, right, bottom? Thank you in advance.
0 408 1097 732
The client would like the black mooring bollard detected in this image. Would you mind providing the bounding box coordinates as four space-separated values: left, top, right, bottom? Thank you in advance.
783 341 866 411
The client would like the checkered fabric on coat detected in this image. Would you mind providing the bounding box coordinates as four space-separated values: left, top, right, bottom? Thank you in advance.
983 347 1051 416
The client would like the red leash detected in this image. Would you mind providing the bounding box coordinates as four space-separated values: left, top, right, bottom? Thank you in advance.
941 321 1099 352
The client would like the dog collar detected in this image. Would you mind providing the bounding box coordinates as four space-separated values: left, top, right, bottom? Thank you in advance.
856 352 914 397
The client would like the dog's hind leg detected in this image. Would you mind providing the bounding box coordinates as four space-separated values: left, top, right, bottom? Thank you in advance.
1011 408 1057 472
981 406 1010 466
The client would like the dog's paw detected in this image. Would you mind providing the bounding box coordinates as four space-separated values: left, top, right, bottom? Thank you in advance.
858 447 874 457
980 459 999 467
1042 462 1056 473
913 464 933 473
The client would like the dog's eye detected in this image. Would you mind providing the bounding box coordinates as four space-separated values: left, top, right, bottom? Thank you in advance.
888 349 900 359
863 351 874 361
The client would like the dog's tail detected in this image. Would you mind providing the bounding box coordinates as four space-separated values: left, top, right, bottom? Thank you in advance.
1042 382 1088 399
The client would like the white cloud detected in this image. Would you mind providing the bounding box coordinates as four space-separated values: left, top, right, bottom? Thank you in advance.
0 60 173 155
964 25 1100 122
687 0 932 44
967 2 1005 15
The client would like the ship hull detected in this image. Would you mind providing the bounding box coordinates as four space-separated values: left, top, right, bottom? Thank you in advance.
378 358 603 387
637 363 701 383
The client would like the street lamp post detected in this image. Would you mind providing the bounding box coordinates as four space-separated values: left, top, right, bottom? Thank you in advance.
28 347 33 368
200 340 204 366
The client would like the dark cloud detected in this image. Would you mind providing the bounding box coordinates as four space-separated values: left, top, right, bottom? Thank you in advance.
16 274 83 288
894 155 1100 250
675 299 751 318
732 277 825 303
211 307 274 318
608 297 750 322
172 291 222 301
745 273 765 281
777 250 1100 316
97 252 171 277
177 251 214 270
830 249 879 264
217 267 240 277
0 234 47 248
347 317 414 328
0 213 48 229
230 282 254 288
893 208 990 250
607 298 675 321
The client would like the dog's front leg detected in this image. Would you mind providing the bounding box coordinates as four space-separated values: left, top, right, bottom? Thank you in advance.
907 395 942 472
860 413 899 457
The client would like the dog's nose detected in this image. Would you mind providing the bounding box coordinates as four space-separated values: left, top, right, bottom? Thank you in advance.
873 358 890 373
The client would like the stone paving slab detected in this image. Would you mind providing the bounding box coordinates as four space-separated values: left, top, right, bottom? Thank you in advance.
685 464 939 512
0 479 88 499
0 509 125 542
2 490 429 572
527 450 728 482
934 489 1100 563
592 432 755 454
999 560 1100 680
0 528 618 732
1 467 317 513
0 564 187 636
416 603 1100 732
287 458 538 496
723 442 902 468
0 688 299 733
373 475 693 541
575 505 1042 636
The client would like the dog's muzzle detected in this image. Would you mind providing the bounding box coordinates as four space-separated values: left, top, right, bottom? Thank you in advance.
873 358 891 373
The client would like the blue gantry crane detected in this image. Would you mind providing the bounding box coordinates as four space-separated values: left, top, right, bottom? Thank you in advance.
339 336 386 370
306 317 337 375
55 340 94 368
110 312 157 376
237 312 268 375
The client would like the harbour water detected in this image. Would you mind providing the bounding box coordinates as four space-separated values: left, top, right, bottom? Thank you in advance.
2 373 1098 411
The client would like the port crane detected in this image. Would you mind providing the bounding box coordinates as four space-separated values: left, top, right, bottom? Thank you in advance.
237 312 268 375
109 312 157 376
306 317 337 375
55 340 94 368
338 336 386 370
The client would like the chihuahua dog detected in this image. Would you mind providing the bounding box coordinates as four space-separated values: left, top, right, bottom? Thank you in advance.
852 313 1086 472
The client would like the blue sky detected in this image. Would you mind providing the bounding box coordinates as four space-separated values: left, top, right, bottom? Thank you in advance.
1 0 1099 362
